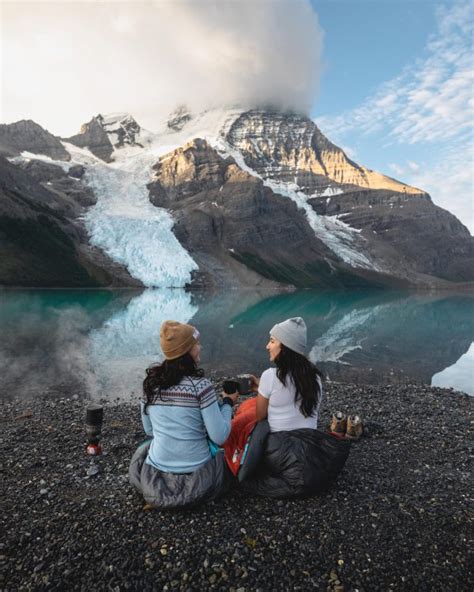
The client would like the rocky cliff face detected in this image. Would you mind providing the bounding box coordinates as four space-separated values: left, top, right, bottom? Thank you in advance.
218 109 472 285
308 188 474 283
64 116 114 162
0 120 70 161
64 113 146 162
144 108 473 288
0 157 140 287
100 113 144 148
225 110 423 196
167 105 192 132
148 139 406 289
16 160 96 213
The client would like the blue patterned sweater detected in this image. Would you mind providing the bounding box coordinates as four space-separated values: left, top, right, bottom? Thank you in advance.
140 376 232 473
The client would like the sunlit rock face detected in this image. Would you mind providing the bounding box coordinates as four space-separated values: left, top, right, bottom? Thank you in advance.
0 120 70 161
225 110 424 196
149 138 251 206
145 128 474 289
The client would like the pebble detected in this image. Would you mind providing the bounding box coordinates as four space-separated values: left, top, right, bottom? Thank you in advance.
86 465 100 477
1 383 472 591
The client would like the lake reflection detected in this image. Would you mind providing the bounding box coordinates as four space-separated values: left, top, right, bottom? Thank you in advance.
0 289 473 400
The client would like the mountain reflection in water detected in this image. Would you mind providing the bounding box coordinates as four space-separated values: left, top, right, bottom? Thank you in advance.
0 289 472 400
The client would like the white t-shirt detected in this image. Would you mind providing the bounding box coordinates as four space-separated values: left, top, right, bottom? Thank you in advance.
259 367 322 432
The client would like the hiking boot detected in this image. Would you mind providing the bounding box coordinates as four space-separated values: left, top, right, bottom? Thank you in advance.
329 411 347 435
345 414 363 441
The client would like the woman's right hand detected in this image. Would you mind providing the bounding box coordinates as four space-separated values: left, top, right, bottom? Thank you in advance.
249 374 260 393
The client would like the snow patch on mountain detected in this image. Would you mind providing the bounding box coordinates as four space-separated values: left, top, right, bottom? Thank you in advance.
95 112 155 156
9 151 71 172
318 187 345 198
153 108 244 156
212 137 378 270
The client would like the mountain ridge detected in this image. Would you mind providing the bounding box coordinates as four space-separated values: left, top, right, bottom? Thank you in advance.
0 108 472 289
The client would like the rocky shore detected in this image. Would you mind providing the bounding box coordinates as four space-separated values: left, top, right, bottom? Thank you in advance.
1 383 472 592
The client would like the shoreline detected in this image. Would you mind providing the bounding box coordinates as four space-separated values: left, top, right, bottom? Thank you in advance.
1 284 474 294
2 382 472 591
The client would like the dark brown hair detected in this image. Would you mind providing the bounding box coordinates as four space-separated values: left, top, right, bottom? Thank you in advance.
274 344 323 417
143 353 204 413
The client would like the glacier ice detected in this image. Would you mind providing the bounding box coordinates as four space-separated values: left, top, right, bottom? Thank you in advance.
63 143 198 287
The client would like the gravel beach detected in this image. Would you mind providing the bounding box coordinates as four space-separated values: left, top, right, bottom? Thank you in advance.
1 383 472 592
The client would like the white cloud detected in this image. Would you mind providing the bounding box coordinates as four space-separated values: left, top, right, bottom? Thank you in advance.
389 163 405 176
1 0 323 136
407 161 420 172
404 141 474 234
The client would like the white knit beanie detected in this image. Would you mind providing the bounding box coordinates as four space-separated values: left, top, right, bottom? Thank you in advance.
270 317 307 355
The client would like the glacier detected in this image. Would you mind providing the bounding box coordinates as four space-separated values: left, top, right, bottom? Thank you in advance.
63 143 198 287
61 110 246 288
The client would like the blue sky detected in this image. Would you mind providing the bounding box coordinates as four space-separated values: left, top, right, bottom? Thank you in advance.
313 0 437 113
312 0 473 232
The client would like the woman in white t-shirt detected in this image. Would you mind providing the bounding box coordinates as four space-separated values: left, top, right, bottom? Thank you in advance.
252 317 323 432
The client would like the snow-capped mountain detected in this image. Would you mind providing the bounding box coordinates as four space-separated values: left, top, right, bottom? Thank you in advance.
1 108 472 288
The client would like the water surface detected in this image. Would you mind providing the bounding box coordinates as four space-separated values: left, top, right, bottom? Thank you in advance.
1 289 472 400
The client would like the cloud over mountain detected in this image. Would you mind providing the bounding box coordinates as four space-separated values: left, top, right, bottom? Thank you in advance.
2 0 323 135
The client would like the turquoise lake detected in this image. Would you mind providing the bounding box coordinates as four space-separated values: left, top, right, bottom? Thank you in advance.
1 289 473 400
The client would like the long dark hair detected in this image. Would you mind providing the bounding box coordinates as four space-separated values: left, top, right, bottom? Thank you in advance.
143 353 204 413
274 345 323 418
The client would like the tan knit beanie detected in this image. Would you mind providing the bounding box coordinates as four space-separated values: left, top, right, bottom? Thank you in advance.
160 320 199 360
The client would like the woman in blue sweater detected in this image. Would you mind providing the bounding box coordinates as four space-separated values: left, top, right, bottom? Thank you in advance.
129 320 236 507
140 320 237 474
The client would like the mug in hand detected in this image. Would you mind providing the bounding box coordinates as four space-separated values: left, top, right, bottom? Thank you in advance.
223 375 253 395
